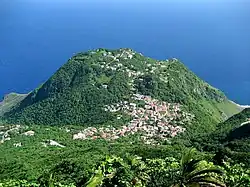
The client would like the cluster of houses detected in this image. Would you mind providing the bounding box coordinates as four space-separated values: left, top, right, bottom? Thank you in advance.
76 49 179 87
101 48 136 60
96 49 179 97
96 49 180 87
0 125 36 147
98 49 146 79
0 125 66 148
99 48 135 63
73 94 194 144
98 49 174 76
0 125 21 144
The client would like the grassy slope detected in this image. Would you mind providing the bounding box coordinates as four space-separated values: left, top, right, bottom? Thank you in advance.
0 93 27 117
216 100 243 119
217 108 250 134
197 100 243 123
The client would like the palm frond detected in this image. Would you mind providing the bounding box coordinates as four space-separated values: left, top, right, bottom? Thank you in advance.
188 175 225 186
187 175 208 183
182 159 201 177
187 168 224 180
191 178 226 187
85 169 104 187
181 148 197 167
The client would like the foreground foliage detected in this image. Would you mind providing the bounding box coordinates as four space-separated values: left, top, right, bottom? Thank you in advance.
1 146 249 187
85 149 226 187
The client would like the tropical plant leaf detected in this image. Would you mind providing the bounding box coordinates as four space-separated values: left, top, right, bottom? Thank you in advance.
183 159 201 177
187 168 224 180
85 169 104 187
192 178 226 187
181 148 197 167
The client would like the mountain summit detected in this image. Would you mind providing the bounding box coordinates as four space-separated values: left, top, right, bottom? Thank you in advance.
4 49 241 134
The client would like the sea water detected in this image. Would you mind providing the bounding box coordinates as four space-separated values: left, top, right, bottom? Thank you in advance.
0 0 250 104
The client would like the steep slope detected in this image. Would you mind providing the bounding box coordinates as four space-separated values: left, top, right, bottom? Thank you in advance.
4 49 240 134
193 108 250 165
0 93 27 117
219 108 250 140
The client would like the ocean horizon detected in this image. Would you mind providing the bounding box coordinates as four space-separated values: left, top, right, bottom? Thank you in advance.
1 0 250 104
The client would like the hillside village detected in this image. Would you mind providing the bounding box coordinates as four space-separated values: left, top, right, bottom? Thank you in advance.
0 93 194 146
94 48 177 82
75 48 179 86
0 125 67 148
73 93 194 144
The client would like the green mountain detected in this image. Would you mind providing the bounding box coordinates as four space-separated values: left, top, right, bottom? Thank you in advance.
4 49 241 133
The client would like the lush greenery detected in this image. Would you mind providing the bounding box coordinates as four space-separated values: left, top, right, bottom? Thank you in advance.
3 49 240 132
1 116 250 186
189 108 250 167
1 146 249 186
0 48 249 186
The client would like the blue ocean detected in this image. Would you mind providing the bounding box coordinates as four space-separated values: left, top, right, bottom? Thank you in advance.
0 0 250 104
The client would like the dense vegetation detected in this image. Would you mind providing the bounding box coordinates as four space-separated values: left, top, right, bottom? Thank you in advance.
190 108 250 167
0 48 248 186
4 49 240 132
1 114 249 187
1 140 249 187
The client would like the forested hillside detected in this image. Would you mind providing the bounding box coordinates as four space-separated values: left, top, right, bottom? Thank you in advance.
4 49 240 134
0 49 249 187
191 108 250 167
